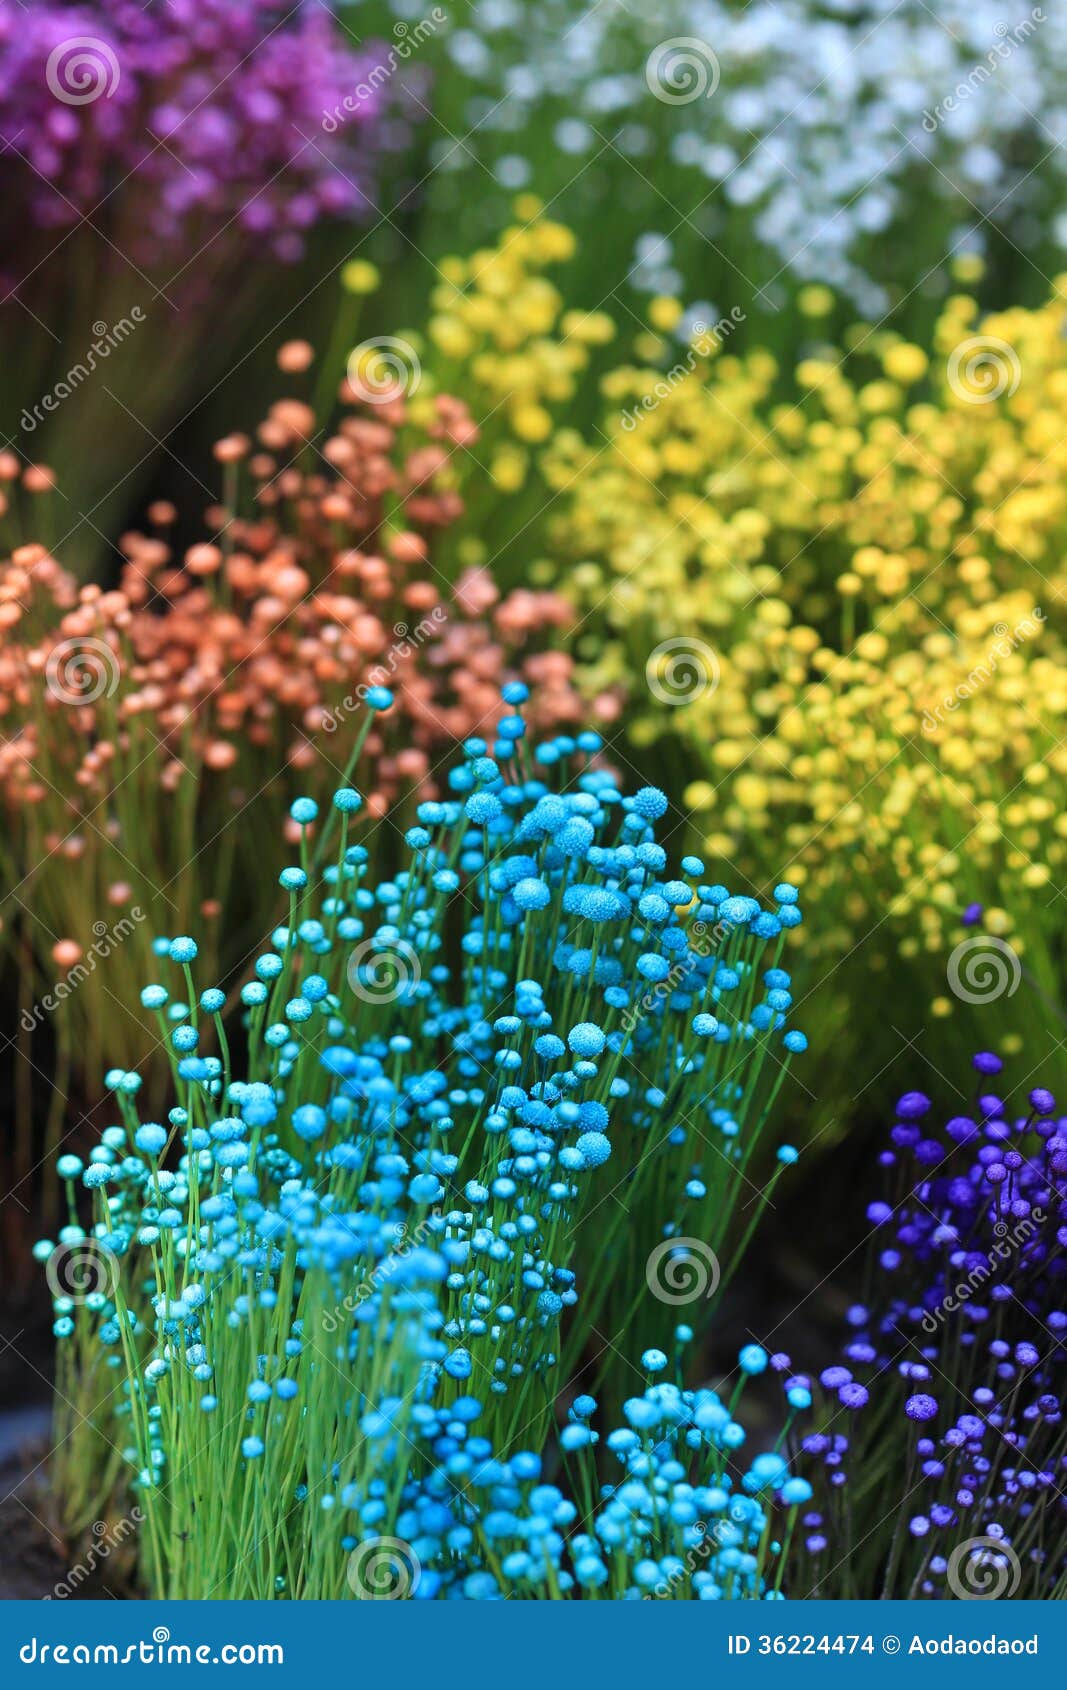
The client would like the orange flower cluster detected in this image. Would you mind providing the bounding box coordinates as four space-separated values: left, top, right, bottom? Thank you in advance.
0 356 617 1112
2 368 606 824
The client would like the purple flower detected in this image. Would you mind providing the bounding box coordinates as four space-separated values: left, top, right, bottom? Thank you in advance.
0 2 412 266
904 1393 938 1422
895 1089 931 1119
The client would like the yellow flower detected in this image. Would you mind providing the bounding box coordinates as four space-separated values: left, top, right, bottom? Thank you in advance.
341 259 379 295
882 342 928 385
648 295 683 333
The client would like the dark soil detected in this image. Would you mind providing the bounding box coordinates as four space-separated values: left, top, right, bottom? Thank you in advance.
0 1416 133 1600
0 1420 68 1599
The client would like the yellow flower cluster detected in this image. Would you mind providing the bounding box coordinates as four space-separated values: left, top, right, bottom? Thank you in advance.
338 218 1064 1047
346 200 615 499
540 273 1067 1020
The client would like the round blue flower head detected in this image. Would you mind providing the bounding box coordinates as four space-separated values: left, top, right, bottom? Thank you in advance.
719 895 759 927
332 787 363 814
199 988 225 1015
774 883 799 904
56 1155 83 1181
279 867 307 892
513 877 551 911
141 985 168 1010
465 792 502 825
365 686 393 711
168 937 198 964
783 1031 807 1054
135 1123 168 1156
289 798 318 826
501 680 529 705
576 1131 611 1168
631 786 668 820
642 1348 668 1373
568 1022 606 1059
780 1477 812 1506
534 1034 565 1061
739 1344 768 1376
292 1105 327 1142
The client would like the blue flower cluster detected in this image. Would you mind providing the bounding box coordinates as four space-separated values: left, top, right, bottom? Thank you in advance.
338 1339 812 1600
40 687 811 1600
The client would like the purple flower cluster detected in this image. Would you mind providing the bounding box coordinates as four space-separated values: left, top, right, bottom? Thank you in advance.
797 1052 1067 1597
0 1 406 264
